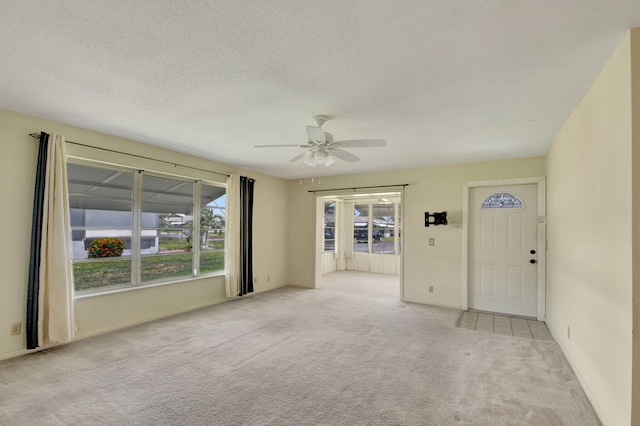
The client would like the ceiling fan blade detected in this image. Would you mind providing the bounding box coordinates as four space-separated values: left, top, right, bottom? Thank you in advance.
334 139 386 148
254 144 308 148
331 148 360 163
288 151 308 162
306 125 326 143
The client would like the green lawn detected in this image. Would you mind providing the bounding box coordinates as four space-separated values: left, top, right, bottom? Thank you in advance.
158 237 191 251
158 237 224 251
73 251 225 291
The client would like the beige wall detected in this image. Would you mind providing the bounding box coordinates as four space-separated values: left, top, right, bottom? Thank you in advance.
287 157 546 309
546 32 634 426
0 108 289 359
631 29 640 426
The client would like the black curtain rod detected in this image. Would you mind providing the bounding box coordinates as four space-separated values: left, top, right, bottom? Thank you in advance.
29 133 230 178
308 184 408 194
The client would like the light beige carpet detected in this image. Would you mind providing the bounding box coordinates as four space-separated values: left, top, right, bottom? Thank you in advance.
0 271 600 425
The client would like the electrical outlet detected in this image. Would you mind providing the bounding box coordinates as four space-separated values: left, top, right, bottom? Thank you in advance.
254 277 257 284
567 326 571 339
428 286 434 293
428 238 435 246
267 276 270 283
10 322 21 336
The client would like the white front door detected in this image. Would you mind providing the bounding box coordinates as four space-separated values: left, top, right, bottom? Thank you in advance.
469 184 538 317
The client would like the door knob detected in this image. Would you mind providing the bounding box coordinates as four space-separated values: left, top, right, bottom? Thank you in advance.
530 249 536 254
530 259 536 264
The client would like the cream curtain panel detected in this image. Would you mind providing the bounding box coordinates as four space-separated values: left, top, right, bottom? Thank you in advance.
224 173 240 297
27 133 76 348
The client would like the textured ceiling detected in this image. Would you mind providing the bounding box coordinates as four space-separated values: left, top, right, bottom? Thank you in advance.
2 1 640 179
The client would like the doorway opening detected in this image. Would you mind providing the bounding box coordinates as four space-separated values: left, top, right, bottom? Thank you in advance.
314 191 403 299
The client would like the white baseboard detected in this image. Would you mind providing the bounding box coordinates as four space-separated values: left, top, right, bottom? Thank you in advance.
545 320 610 426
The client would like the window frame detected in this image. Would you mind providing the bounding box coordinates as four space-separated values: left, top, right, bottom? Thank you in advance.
67 158 226 296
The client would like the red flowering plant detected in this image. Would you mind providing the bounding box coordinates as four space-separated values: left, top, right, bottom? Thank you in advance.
88 238 125 259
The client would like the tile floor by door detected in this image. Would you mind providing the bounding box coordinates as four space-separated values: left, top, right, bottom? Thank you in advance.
458 310 554 341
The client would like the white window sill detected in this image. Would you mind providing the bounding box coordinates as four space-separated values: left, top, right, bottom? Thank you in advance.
75 271 225 299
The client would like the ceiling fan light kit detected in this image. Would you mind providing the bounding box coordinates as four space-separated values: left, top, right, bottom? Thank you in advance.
304 148 335 167
254 115 386 168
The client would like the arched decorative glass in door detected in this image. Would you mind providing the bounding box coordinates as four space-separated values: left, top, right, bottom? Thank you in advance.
481 193 523 208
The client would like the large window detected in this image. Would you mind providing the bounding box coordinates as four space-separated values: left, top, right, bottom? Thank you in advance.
68 162 226 293
372 203 395 254
353 201 401 255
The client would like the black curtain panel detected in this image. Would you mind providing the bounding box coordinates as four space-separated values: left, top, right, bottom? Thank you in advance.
239 176 255 296
26 132 49 349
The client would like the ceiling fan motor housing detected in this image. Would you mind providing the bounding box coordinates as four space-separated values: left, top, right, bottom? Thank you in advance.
312 115 328 128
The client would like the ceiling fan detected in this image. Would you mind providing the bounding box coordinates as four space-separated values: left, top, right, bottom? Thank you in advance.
254 116 386 167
